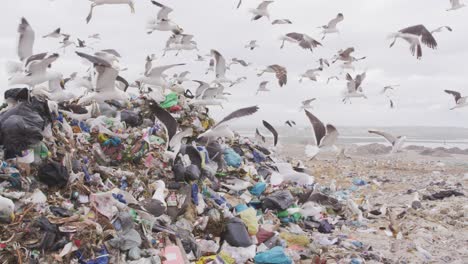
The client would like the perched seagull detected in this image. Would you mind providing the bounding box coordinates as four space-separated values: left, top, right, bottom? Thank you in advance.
343 72 367 102
299 67 323 82
195 54 205 62
285 120 296 127
257 64 287 87
389 25 438 59
211 49 233 85
300 98 316 110
262 120 278 146
256 81 270 95
280 32 322 51
86 0 135 24
249 1 274 21
137 63 185 89
147 1 182 34
382 84 399 94
245 40 259 50
198 106 259 140
318 58 330 68
8 53 61 87
272 19 292 25
304 110 339 158
43 27 63 38
46 76 76 103
205 59 215 75
75 51 129 105
327 76 339 84
230 76 247 87
320 13 344 40
431 26 453 34
332 47 366 63
88 33 101 39
368 130 406 154
447 0 465 11
444 90 468 109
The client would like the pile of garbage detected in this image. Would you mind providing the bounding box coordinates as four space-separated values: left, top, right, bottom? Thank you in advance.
3 87 463 264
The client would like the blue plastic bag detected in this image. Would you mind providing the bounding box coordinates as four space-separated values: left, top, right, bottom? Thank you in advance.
250 182 267 196
223 148 242 168
254 246 292 264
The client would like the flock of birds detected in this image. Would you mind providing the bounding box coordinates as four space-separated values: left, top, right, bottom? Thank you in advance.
3 0 467 160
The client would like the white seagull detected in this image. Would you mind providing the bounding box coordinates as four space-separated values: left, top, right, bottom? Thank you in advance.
137 63 185 89
389 25 438 59
163 34 198 56
211 49 233 85
382 84 399 94
198 106 259 140
245 40 259 50
173 71 190 84
86 0 135 24
147 1 182 34
190 83 227 107
280 32 322 52
47 75 76 103
8 52 61 87
75 51 129 105
257 64 287 87
43 27 63 38
332 47 366 63
368 130 406 154
249 1 274 21
229 76 247 87
444 90 468 109
447 0 465 11
300 98 316 111
17 17 35 61
299 67 323 83
256 81 270 95
343 72 367 103
304 110 339 159
320 13 344 40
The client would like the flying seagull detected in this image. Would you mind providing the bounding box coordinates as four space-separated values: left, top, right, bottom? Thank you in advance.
88 33 101 39
431 26 453 34
75 51 129 105
300 98 316 111
43 28 63 38
262 120 278 146
257 65 287 87
327 76 339 84
280 32 322 51
245 40 259 50
447 0 465 11
86 0 135 24
147 1 182 34
137 63 185 89
198 106 259 140
17 17 35 61
389 25 438 59
343 72 367 102
368 130 406 154
320 13 344 40
382 85 399 94
285 120 296 127
249 1 274 21
304 110 339 159
299 67 323 82
211 49 233 85
255 128 266 143
444 90 468 109
332 47 366 63
8 52 61 87
318 58 330 68
272 19 292 25
230 76 247 87
256 81 270 95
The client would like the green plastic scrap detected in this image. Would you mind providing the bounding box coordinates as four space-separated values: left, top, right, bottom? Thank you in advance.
160 92 178 109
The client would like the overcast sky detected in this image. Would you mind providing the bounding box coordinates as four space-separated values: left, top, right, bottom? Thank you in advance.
1 0 467 128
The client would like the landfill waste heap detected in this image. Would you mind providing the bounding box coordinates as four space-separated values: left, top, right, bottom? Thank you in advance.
0 86 425 264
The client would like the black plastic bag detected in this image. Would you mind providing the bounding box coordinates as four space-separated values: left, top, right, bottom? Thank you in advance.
262 190 294 211
4 87 29 102
37 161 69 187
222 217 252 247
318 220 334 233
120 110 143 127
185 164 200 181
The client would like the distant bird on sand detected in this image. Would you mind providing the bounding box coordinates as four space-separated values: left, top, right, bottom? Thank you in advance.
444 90 468 109
389 24 438 59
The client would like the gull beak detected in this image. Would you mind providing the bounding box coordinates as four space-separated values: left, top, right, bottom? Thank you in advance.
10 212 15 223
60 79 65 89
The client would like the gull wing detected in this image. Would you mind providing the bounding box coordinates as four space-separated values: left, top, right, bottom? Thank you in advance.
269 64 287 87
305 110 325 146
255 128 266 143
262 120 278 146
257 1 274 10
193 80 210 98
149 101 179 141
319 124 339 148
400 24 437 49
444 90 461 103
147 63 185 77
151 1 173 20
211 49 227 78
368 130 398 146
215 105 259 128
259 81 269 89
25 53 59 74
17 18 35 61
327 13 344 28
